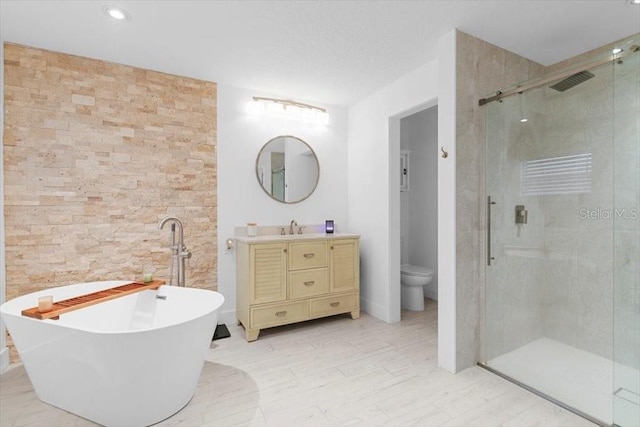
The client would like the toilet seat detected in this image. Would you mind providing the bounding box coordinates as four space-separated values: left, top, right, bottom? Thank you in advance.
401 264 433 277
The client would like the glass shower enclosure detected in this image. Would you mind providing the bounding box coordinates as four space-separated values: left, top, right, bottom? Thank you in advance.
482 34 639 426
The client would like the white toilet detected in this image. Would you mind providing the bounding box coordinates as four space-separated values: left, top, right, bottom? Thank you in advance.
401 264 434 311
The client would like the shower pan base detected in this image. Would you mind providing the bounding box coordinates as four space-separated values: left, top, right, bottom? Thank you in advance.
481 337 640 427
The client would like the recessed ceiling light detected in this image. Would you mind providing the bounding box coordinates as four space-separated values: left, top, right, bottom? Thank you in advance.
103 6 130 21
630 0 640 5
520 118 528 123
612 48 623 54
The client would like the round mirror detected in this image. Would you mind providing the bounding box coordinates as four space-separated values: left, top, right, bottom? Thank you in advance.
256 135 319 203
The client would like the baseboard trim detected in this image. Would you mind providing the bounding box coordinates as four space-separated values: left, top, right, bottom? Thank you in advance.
218 309 237 326
360 297 390 322
424 288 438 301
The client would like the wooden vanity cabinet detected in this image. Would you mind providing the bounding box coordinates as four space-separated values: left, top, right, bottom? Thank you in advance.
330 238 359 293
236 236 359 341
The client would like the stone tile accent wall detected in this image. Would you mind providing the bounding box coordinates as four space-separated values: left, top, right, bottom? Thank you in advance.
3 44 217 301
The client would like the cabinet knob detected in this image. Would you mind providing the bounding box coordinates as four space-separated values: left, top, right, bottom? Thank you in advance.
303 253 315 258
330 302 340 307
275 311 287 317
283 249 287 253
304 281 315 286
330 246 334 250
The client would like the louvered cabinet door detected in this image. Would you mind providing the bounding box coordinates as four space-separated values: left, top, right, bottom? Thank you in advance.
250 243 287 304
330 239 359 293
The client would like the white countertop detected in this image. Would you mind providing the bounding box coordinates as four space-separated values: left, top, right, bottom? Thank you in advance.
234 233 360 244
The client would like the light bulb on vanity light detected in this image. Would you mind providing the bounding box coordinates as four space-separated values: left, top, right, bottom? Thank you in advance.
266 102 284 115
316 111 329 125
285 104 303 119
246 99 264 115
302 108 317 122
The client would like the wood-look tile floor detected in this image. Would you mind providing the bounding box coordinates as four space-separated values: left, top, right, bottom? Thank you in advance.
1 299 594 427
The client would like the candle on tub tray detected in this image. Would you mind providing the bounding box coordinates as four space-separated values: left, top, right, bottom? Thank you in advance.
38 296 53 313
144 273 153 283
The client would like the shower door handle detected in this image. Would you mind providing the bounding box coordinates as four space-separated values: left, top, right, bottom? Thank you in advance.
487 196 496 266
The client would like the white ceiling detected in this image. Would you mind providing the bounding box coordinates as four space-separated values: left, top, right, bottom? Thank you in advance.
1 0 639 106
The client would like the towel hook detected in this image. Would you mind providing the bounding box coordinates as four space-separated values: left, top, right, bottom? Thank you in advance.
441 147 449 158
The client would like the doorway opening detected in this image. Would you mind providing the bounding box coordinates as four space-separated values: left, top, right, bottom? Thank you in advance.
391 102 439 337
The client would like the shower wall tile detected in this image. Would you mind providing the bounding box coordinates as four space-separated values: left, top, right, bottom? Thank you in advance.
3 44 217 303
455 31 545 370
613 39 639 373
481 33 638 384
537 43 618 361
482 36 626 364
544 35 625 76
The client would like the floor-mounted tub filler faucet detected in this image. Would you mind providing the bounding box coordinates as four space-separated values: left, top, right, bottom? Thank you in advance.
289 220 297 235
157 217 192 287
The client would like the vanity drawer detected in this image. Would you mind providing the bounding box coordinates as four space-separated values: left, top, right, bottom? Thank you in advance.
290 268 329 299
310 293 358 317
289 241 328 270
251 301 309 329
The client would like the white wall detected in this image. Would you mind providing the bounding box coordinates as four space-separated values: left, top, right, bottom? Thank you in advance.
347 59 438 324
0 41 8 372
217 84 349 325
437 30 457 373
400 106 439 300
347 31 458 375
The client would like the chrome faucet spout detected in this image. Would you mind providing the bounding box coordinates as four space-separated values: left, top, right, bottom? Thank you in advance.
157 217 188 287
158 217 184 247
289 220 297 235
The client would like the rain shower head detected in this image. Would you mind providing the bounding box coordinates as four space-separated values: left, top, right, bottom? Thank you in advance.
549 70 595 92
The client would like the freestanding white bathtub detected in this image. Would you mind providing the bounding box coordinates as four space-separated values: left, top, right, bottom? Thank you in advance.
0 281 224 427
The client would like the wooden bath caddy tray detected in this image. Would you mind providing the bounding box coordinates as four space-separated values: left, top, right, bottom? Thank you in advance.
21 280 165 320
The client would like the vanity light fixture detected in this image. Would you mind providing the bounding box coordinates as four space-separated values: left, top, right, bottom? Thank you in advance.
103 5 130 21
302 108 317 121
266 101 284 115
316 110 330 125
247 97 329 125
285 104 303 119
246 99 264 115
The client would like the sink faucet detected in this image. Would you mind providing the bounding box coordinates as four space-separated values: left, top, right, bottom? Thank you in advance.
157 217 192 287
289 220 297 235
